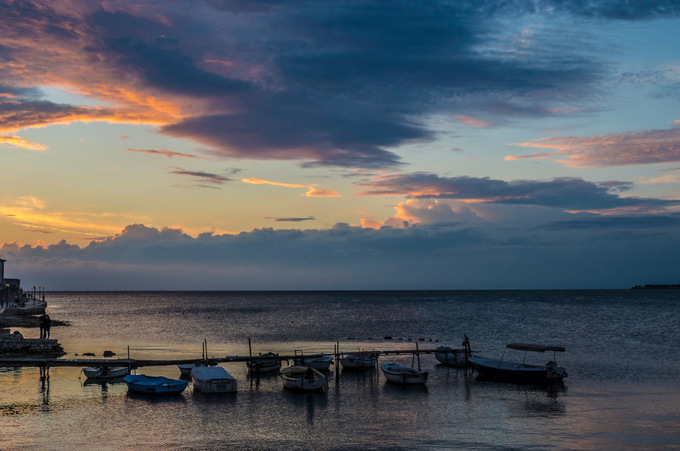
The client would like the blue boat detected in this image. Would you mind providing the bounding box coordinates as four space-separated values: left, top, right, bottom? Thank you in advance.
124 374 188 395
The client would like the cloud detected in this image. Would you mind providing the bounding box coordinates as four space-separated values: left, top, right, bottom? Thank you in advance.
4 220 680 290
264 216 316 222
357 172 678 212
168 168 234 186
0 1 625 168
0 196 140 238
242 177 307 189
124 148 201 159
507 128 680 168
0 136 48 151
242 177 341 197
455 115 492 128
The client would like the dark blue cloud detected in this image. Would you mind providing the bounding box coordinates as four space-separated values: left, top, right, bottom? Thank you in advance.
6 221 680 289
359 173 678 210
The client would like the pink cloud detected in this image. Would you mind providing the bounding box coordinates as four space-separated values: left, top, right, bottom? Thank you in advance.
507 128 680 168
455 114 492 128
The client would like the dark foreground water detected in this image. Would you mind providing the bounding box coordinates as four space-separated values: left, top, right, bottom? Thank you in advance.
2 290 680 450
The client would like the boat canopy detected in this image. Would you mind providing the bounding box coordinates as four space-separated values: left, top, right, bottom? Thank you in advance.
506 343 565 352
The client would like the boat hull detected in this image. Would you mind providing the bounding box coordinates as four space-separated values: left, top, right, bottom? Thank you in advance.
124 375 188 395
469 357 566 384
381 363 429 385
247 353 282 374
82 366 129 379
4 301 47 316
434 347 468 367
293 354 333 371
191 367 237 393
280 366 327 392
340 353 376 370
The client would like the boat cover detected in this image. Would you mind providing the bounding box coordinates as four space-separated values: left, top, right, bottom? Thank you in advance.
506 343 565 352
191 366 234 380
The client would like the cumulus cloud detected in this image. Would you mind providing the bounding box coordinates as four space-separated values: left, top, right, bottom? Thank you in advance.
507 128 680 168
357 173 676 212
3 0 651 168
3 221 680 290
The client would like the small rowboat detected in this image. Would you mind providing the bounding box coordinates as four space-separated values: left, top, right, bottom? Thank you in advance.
246 352 282 374
381 363 429 385
280 366 327 392
293 353 333 371
434 347 469 367
82 366 130 379
340 352 378 370
124 374 188 395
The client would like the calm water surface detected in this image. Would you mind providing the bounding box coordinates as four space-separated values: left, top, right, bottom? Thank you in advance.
1 290 680 449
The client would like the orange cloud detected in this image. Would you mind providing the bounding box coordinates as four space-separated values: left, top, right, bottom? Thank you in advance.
305 188 341 197
242 177 308 189
243 177 341 197
0 196 147 239
507 128 680 168
455 114 492 128
360 218 383 229
0 136 48 151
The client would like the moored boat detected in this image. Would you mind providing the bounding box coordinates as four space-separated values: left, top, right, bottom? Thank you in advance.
82 366 130 379
293 353 333 371
435 335 472 367
469 343 567 384
340 352 378 370
279 366 327 392
246 352 282 374
124 374 188 395
191 366 237 393
381 362 429 385
178 363 198 377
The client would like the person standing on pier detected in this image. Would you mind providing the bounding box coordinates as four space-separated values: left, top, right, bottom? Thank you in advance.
39 313 47 339
44 314 51 339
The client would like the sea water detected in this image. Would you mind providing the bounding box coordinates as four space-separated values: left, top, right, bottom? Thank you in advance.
1 290 679 449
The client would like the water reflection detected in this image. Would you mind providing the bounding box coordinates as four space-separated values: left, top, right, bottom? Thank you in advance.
39 367 50 408
382 382 428 396
280 391 328 426
125 390 188 404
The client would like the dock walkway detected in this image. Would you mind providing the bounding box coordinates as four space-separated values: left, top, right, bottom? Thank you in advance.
0 347 463 369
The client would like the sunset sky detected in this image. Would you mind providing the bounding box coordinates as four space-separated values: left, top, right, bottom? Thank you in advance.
1 1 680 290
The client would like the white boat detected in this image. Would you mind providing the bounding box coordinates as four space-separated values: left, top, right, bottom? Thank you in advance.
434 347 468 367
247 352 282 374
279 366 327 392
191 366 237 393
469 343 567 384
381 363 429 385
293 353 333 371
340 352 378 370
124 374 188 395
82 366 130 379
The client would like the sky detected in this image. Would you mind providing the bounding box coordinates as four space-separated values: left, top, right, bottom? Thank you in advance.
1 0 679 290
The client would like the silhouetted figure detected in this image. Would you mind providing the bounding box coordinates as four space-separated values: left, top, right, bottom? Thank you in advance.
39 313 47 339
44 314 51 339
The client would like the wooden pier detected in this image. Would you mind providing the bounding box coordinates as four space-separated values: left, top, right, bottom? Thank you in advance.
0 346 466 369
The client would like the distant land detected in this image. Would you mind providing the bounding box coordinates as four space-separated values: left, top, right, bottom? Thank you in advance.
631 284 680 290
